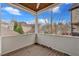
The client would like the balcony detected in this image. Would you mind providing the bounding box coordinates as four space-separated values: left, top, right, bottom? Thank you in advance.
0 3 79 56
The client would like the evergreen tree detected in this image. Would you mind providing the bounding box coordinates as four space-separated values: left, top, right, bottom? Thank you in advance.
13 21 24 34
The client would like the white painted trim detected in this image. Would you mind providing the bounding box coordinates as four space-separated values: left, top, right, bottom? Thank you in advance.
35 13 38 34
8 3 60 15
37 3 60 14
8 3 36 15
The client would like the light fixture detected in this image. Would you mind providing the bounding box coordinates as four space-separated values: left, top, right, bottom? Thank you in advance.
36 3 40 9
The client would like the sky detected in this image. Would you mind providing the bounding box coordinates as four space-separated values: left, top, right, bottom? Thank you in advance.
0 3 72 24
38 3 72 24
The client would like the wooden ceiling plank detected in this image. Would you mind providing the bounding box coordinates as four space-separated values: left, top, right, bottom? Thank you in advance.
19 3 53 12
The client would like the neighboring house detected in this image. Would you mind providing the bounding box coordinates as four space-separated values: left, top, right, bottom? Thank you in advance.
55 23 71 35
20 22 35 33
0 20 19 36
0 20 9 29
9 20 15 31
70 4 79 36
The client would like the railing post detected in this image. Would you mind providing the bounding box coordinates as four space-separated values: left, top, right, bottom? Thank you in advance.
0 4 2 34
71 10 73 36
35 12 38 43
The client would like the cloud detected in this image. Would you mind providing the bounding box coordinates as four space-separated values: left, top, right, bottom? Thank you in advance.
26 19 48 25
1 19 9 23
52 6 60 13
4 7 21 15
26 21 34 24
38 19 48 24
26 20 35 24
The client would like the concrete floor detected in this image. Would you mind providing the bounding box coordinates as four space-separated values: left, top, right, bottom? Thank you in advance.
3 44 67 56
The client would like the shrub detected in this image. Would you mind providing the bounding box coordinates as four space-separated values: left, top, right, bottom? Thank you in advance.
14 22 24 34
15 25 24 34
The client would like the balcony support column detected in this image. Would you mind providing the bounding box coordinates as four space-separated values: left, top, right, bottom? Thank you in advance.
71 10 73 35
35 12 38 43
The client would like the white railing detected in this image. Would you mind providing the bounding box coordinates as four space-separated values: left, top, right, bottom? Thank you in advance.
1 34 35 55
37 34 79 56
1 33 79 56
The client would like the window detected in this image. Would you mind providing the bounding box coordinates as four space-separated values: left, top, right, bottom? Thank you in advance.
38 9 51 34
51 4 72 35
0 3 72 36
37 3 72 35
0 3 35 36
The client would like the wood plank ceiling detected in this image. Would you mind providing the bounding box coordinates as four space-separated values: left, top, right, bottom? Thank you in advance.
19 3 53 12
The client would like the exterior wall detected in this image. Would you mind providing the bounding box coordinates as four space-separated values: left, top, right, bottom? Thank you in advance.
9 21 14 31
37 34 79 56
72 8 79 33
72 8 79 23
22 26 32 33
1 34 35 55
